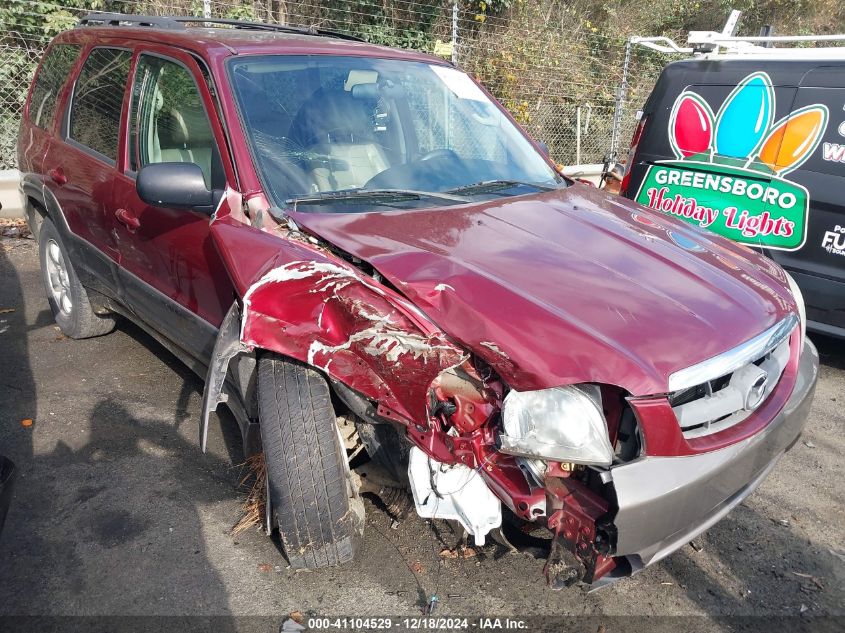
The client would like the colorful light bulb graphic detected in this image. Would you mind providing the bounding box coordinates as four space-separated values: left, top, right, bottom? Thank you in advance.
670 93 713 157
758 106 828 174
714 74 773 158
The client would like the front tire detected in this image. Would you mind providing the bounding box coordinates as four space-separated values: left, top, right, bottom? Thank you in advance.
257 354 363 568
38 219 115 339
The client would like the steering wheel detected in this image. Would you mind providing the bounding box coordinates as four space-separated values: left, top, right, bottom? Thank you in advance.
419 148 459 162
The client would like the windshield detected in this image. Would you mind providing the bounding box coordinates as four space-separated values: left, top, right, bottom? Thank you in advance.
228 55 564 211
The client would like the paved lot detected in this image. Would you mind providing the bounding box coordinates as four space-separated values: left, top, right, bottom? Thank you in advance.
0 235 843 626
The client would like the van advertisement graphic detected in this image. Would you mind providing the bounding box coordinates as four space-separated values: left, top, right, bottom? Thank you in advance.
635 72 828 251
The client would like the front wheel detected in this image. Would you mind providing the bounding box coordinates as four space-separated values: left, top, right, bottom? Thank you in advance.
257 354 363 568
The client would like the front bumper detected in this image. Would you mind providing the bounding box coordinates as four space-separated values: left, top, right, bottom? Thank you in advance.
598 338 818 586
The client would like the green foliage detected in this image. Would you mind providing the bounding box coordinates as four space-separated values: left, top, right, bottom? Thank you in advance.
0 0 106 42
222 2 257 21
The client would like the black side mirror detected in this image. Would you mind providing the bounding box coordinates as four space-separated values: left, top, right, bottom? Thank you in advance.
137 162 214 212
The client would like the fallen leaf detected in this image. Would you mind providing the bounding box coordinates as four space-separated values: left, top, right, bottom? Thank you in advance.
21 419 33 428
0 308 14 314
411 561 424 574
258 563 272 572
439 546 477 559
289 611 304 623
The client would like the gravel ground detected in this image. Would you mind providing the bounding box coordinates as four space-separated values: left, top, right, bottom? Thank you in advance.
0 236 842 631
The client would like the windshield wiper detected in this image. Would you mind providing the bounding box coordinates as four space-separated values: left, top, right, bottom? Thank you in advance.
287 188 469 207
445 179 558 195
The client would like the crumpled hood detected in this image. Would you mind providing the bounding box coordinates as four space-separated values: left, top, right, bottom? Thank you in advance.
289 184 796 395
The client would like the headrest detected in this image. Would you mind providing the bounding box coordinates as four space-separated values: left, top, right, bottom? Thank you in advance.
166 106 214 147
289 88 374 147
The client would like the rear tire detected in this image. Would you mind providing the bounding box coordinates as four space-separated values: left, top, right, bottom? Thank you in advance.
38 218 115 339
257 354 363 568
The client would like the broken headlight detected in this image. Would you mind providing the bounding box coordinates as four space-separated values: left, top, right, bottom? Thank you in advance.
499 384 614 467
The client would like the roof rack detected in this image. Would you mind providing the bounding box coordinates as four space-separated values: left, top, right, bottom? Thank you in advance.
631 9 845 56
76 12 364 42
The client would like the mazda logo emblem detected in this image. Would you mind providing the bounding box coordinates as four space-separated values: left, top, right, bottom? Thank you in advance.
745 372 769 410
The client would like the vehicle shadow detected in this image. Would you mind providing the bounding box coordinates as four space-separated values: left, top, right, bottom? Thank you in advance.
0 395 241 622
0 239 37 548
0 240 37 466
115 317 245 467
0 240 242 622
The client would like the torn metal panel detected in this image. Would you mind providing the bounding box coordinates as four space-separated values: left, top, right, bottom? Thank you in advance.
200 301 248 452
240 259 466 423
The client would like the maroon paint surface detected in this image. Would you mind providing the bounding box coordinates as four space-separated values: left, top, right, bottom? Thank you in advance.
20 25 804 583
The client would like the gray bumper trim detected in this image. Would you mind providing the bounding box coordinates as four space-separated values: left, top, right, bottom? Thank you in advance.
609 338 818 571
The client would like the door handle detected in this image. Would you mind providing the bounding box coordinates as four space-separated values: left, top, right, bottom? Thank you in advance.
48 167 66 186
115 208 140 233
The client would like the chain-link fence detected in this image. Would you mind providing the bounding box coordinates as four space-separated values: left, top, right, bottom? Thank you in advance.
0 0 676 171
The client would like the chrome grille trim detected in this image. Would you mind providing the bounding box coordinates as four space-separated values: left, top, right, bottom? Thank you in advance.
668 314 798 393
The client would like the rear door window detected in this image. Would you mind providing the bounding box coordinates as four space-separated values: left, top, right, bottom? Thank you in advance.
68 47 132 162
28 44 81 130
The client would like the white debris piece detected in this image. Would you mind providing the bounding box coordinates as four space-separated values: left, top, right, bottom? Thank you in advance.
408 447 501 546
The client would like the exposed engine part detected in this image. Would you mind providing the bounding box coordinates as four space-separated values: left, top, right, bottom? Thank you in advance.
375 484 414 520
614 407 642 462
544 536 586 590
408 447 502 546
355 418 411 485
544 476 616 584
430 360 502 434
353 460 414 520
517 456 548 485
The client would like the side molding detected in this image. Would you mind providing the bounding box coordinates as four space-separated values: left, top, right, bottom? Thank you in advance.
200 301 247 452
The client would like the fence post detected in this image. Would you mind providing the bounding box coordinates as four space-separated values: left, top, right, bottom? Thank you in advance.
576 106 581 166
203 0 211 19
608 37 633 163
451 0 458 66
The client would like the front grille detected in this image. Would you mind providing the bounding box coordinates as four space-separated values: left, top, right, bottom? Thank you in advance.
668 316 796 439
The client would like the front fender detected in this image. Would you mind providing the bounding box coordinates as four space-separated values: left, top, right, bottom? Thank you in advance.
208 216 466 426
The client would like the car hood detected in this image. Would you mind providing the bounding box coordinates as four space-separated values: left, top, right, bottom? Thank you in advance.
288 184 796 395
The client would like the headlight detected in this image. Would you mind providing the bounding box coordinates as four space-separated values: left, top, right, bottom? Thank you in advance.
785 272 806 347
499 384 614 467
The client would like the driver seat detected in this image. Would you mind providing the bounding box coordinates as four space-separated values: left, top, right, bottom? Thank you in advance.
290 87 389 191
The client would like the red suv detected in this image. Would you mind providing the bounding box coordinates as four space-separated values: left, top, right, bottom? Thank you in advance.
18 13 818 587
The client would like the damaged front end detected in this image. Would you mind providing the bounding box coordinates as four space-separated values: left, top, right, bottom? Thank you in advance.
414 364 637 588
205 213 816 590
205 230 636 588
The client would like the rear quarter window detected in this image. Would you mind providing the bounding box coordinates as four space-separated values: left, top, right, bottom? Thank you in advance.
28 44 81 130
68 47 132 162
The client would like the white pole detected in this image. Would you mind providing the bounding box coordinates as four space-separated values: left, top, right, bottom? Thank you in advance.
576 106 581 166
451 1 458 66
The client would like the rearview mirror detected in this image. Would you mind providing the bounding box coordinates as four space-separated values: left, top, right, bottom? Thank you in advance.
136 162 214 212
